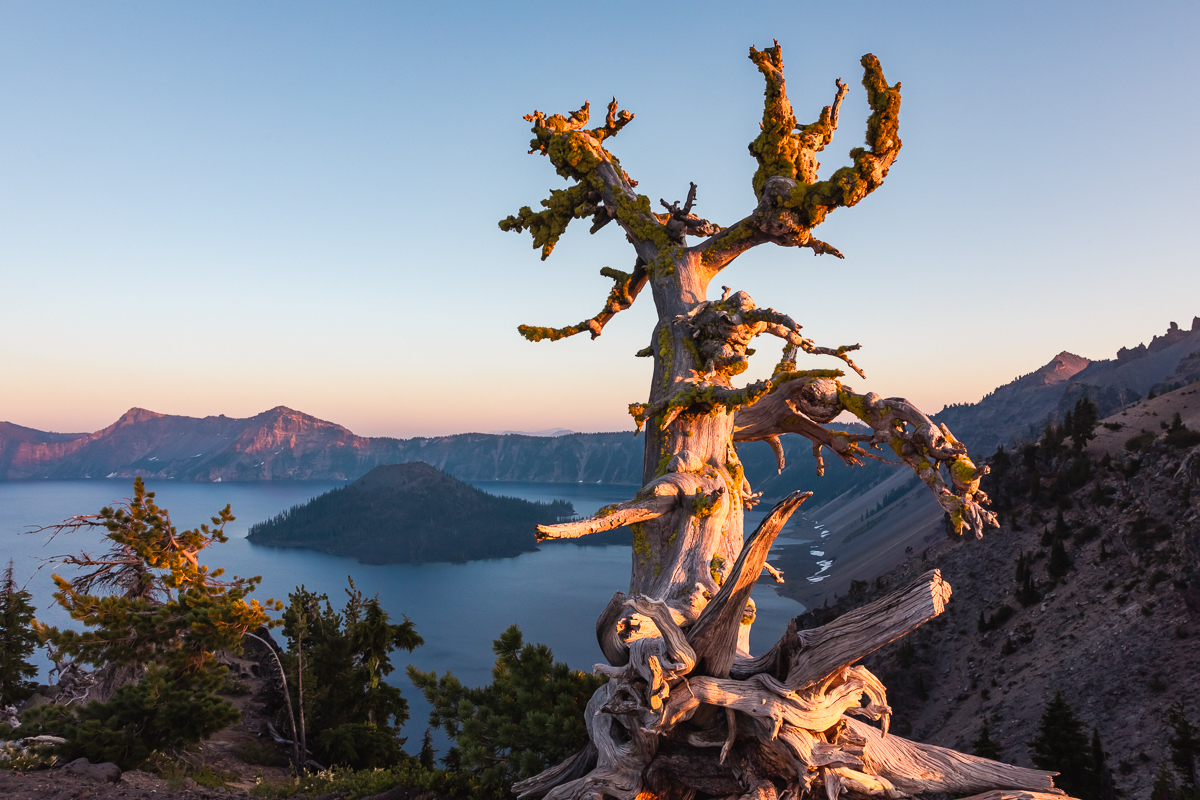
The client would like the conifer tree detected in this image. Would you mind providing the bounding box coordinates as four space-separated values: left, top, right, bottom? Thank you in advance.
0 560 39 708
1030 690 1094 799
1016 552 1041 606
1169 702 1199 789
1090 726 1116 800
1071 398 1099 452
280 579 423 771
1153 764 1178 800
973 719 1003 760
1048 537 1072 580
418 728 436 770
19 478 276 768
1043 510 1071 547
409 625 606 798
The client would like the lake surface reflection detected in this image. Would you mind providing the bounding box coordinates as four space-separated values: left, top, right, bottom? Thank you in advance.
0 479 807 750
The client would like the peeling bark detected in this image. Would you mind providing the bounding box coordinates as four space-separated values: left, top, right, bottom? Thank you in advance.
503 40 1055 800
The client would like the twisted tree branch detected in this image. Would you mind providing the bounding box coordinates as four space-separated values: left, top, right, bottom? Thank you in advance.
519 259 649 342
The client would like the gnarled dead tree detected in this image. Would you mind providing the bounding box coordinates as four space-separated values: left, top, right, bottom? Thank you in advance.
503 42 1048 800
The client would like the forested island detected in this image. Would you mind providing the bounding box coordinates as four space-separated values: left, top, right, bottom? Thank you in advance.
246 462 574 563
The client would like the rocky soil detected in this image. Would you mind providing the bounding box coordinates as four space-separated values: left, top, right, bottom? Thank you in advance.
791 421 1200 800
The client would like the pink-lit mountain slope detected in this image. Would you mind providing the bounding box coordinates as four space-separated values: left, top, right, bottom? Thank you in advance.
936 318 1200 457
0 406 647 484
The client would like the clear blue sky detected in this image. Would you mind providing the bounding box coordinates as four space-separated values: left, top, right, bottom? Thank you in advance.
2 2 1198 438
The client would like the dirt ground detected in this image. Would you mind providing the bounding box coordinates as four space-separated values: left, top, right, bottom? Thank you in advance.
1088 382 1200 456
0 766 199 800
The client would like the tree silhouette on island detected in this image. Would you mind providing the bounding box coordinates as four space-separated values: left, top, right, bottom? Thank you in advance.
502 41 1072 800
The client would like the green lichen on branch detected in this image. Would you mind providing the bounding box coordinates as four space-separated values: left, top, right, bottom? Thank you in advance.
630 367 835 434
699 219 760 271
500 182 596 261
691 489 720 519
743 42 902 255
780 54 902 229
769 369 845 389
518 261 649 342
630 522 651 566
501 98 673 264
709 555 727 587
748 40 847 197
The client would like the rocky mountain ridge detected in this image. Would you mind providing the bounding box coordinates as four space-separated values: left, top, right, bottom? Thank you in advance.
0 406 648 484
772 319 1200 611
937 318 1200 457
791 389 1200 800
5 318 1198 502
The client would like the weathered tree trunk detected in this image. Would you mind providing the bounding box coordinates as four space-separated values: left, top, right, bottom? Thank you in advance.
503 41 1053 800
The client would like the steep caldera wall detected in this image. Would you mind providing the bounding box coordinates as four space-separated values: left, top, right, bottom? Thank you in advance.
0 406 653 484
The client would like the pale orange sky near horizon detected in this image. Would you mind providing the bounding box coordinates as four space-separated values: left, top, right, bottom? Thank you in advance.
3 2 1198 440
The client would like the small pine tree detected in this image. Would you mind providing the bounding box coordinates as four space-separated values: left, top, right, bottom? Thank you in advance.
1016 552 1041 606
1091 726 1117 800
418 727 436 770
1030 690 1094 799
1169 702 1200 788
1152 763 1178 800
973 719 1003 760
18 478 276 768
409 625 607 799
1054 510 1071 540
0 560 39 707
280 579 423 771
1048 537 1072 580
1042 511 1071 546
1071 398 1100 452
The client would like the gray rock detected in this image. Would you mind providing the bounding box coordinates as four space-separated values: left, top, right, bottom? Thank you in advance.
17 692 51 712
62 756 122 783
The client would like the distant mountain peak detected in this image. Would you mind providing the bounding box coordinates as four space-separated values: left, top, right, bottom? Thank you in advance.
265 405 301 415
100 407 166 434
1034 351 1091 385
117 407 164 422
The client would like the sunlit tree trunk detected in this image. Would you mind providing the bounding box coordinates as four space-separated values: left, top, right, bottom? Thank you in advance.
501 41 1056 800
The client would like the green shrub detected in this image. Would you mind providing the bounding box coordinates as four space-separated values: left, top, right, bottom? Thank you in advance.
237 740 291 768
18 664 239 768
221 674 252 696
158 762 238 791
1126 430 1156 452
250 761 472 799
1165 414 1200 448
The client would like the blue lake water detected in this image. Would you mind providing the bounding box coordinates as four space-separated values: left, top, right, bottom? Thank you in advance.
0 479 812 751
